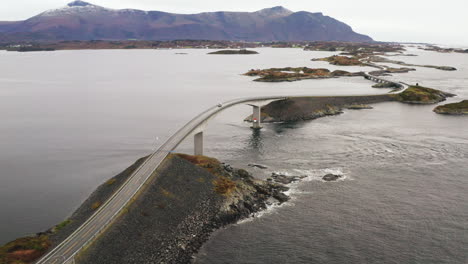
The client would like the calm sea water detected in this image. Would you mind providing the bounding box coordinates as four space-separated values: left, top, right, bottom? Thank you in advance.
191 48 468 264
0 47 466 263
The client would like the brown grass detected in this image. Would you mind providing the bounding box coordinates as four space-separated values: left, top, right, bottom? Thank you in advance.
213 177 237 195
91 201 102 210
0 235 50 264
106 178 117 185
176 153 238 195
176 154 222 176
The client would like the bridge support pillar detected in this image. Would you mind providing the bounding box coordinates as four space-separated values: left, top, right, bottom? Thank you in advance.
251 105 262 129
194 131 203 156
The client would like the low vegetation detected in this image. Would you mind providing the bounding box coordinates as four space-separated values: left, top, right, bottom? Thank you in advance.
433 100 468 115
0 235 50 264
176 154 238 195
53 219 72 232
213 177 237 195
106 178 117 185
176 154 223 176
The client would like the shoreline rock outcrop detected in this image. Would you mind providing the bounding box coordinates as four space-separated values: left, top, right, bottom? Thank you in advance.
322 174 343 181
433 100 468 115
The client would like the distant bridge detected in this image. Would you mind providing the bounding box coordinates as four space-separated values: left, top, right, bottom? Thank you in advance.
363 71 406 89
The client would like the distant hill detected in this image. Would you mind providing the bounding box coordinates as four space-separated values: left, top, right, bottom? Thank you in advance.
0 1 373 42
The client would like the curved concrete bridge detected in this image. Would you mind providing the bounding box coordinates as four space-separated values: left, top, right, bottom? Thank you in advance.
36 76 410 263
36 95 286 264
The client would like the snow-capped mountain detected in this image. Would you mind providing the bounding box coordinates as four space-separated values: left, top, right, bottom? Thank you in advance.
0 1 372 42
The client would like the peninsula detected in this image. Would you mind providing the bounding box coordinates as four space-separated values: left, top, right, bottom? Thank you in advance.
0 154 290 264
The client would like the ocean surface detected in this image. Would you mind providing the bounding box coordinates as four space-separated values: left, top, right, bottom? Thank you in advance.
0 47 466 263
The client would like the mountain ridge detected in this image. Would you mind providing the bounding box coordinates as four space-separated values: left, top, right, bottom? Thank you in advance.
0 1 373 42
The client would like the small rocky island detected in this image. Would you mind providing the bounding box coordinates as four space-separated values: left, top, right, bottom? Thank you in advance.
244 67 363 82
433 100 468 115
208 49 258 55
391 86 455 104
312 55 364 66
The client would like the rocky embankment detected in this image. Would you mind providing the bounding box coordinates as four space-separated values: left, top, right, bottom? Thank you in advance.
244 86 456 123
433 100 468 115
75 154 289 264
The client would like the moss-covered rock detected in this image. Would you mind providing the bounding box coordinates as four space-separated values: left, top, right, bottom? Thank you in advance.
390 86 455 104
433 100 468 115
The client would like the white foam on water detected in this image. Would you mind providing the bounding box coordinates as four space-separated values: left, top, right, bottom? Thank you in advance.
236 200 292 225
237 167 349 224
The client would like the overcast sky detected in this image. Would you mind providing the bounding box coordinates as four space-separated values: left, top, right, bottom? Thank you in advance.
1 0 467 45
